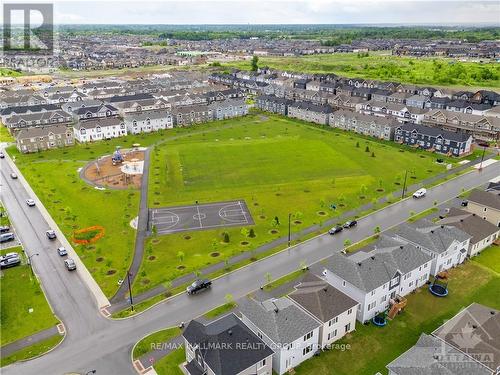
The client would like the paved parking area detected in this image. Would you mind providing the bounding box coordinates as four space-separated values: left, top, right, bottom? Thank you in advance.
150 200 254 235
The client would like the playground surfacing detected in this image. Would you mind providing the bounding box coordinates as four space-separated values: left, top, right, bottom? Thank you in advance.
149 200 254 235
82 148 146 189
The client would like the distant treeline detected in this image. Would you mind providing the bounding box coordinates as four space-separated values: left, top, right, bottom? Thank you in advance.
57 25 500 43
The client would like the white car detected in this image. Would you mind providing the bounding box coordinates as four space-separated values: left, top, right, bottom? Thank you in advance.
26 199 35 207
413 188 427 199
57 247 67 256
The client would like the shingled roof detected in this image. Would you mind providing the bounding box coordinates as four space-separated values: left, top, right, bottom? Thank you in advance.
468 189 500 211
288 273 358 323
183 313 273 375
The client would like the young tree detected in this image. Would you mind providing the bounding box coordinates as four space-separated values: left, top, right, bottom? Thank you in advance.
343 239 352 248
356 141 360 148
251 55 259 71
249 228 256 238
223 232 230 243
152 225 158 237
224 293 234 305
365 145 370 152
240 228 249 237
374 226 381 234
371 151 376 157
265 272 272 284
177 251 185 262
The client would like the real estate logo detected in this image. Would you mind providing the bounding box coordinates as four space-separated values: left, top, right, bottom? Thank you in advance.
3 3 54 55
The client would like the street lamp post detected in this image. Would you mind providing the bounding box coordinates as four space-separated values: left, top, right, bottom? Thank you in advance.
478 146 487 171
127 272 134 311
288 213 291 247
27 253 39 276
401 170 408 199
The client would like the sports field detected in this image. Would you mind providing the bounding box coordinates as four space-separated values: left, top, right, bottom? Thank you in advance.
139 114 452 292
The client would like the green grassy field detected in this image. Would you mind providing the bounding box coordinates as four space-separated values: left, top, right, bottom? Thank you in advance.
0 247 60 346
133 327 181 360
139 114 452 293
0 123 15 143
222 52 500 89
0 334 63 367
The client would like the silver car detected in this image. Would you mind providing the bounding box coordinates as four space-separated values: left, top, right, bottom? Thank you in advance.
64 258 76 271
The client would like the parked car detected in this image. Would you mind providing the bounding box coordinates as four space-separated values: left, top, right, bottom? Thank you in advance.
0 152 5 159
26 199 35 207
461 200 468 207
413 188 427 199
343 220 357 229
0 252 21 269
328 226 343 235
46 230 56 240
64 258 76 271
0 232 15 243
186 279 212 295
57 247 67 256
0 225 10 233
10 173 17 179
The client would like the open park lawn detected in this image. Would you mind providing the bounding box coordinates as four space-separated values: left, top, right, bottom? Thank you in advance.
294 246 500 375
222 52 500 89
139 114 451 293
0 248 59 346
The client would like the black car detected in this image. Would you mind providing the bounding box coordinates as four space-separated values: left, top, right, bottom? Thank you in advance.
0 225 10 233
343 220 357 229
461 200 468 207
328 226 343 235
0 252 21 269
186 279 212 295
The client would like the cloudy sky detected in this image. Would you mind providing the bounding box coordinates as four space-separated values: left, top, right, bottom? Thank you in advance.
3 0 500 25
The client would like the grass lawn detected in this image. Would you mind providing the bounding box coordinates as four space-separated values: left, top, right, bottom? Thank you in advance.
473 244 500 274
154 347 185 375
203 302 237 319
133 327 181 360
222 52 500 89
293 245 500 375
0 202 11 227
0 334 63 367
0 123 14 143
0 248 60 346
408 207 439 223
138 114 452 293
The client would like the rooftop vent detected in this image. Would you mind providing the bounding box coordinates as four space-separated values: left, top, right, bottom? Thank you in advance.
323 287 328 292
371 256 375 260
228 329 232 336
441 225 444 229
357 262 362 267
400 245 404 249
460 219 464 222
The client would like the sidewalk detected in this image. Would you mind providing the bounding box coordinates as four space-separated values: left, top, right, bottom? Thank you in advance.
110 152 495 313
0 326 61 358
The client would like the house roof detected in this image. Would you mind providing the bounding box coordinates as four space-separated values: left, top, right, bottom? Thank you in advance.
288 273 358 323
397 123 472 143
395 220 471 254
108 93 154 103
323 239 431 293
183 314 273 375
333 109 399 127
239 297 321 345
16 124 71 139
468 189 500 211
74 117 123 130
432 303 500 373
123 110 172 122
1 104 59 117
74 104 118 115
386 333 491 375
437 208 500 245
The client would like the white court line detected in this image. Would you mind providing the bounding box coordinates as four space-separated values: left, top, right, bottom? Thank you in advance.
195 204 203 228
152 211 180 230
238 200 249 224
163 201 246 210
157 221 250 234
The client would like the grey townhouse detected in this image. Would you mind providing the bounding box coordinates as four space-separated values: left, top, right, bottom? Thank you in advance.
256 95 294 116
287 101 334 125
209 99 248 120
4 110 73 131
329 109 398 141
16 124 74 153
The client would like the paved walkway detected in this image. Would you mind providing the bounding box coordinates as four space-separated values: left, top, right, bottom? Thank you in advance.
111 148 151 304
0 326 61 357
109 151 497 313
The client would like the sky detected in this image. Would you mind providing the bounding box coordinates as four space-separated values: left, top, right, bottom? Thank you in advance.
3 0 500 25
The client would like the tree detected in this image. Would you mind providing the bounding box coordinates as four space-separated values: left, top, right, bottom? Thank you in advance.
299 260 308 271
152 225 158 237
293 211 304 220
344 239 352 248
265 272 272 284
365 145 370 152
177 251 185 262
374 226 381 234
356 141 360 148
371 151 376 157
223 232 230 243
224 293 234 305
251 55 259 71
249 228 256 238
240 228 249 237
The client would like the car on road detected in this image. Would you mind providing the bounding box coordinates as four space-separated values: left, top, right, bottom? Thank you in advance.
10 173 18 179
328 225 343 235
0 252 21 269
0 232 15 243
343 220 357 229
0 152 5 159
413 188 427 199
186 279 212 295
64 258 76 271
461 200 468 207
46 230 57 240
57 247 67 256
26 199 36 207
0 225 10 233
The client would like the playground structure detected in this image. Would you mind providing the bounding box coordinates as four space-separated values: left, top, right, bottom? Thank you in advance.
372 312 388 327
82 146 145 189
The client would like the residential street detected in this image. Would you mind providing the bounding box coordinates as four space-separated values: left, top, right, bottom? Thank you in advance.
1 152 498 375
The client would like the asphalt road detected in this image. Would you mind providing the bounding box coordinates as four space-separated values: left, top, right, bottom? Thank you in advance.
1 154 499 375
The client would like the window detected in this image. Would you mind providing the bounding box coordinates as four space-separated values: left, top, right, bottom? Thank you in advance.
345 323 351 332
259 359 266 368
380 295 387 304
342 281 346 287
368 301 376 311
329 317 338 326
347 308 353 315
303 345 313 356
303 331 313 341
